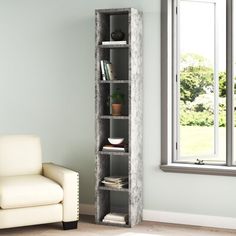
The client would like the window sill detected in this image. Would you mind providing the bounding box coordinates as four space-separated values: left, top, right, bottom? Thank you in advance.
160 163 236 176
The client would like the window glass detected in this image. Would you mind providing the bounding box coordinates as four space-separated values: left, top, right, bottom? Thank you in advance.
177 0 226 164
234 1 236 164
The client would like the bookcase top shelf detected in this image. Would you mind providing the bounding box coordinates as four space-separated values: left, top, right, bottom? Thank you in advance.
95 8 135 15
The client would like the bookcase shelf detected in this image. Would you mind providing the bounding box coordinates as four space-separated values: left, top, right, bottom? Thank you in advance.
98 221 130 228
98 151 130 156
99 185 129 192
95 8 143 228
99 80 130 84
97 44 130 49
99 115 129 120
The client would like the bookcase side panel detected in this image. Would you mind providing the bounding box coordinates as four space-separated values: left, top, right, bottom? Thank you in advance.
95 155 110 222
95 11 110 152
129 9 143 227
95 10 111 223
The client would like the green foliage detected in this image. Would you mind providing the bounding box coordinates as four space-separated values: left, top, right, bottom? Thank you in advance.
179 53 236 127
110 88 124 104
180 54 213 102
180 109 236 127
219 72 226 97
180 95 228 127
180 110 213 126
218 72 236 97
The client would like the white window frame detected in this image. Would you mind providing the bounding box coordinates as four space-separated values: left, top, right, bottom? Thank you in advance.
160 0 235 175
175 0 220 162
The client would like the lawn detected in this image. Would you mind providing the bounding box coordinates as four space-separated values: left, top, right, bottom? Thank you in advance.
180 126 227 161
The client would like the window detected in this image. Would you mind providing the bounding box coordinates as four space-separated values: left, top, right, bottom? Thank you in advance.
161 0 236 175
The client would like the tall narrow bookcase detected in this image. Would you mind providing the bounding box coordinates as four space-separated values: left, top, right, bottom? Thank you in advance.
95 8 143 227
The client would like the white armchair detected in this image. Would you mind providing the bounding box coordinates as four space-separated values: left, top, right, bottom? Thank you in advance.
0 135 79 230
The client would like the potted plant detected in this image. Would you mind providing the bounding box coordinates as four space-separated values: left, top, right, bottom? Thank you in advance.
109 89 125 116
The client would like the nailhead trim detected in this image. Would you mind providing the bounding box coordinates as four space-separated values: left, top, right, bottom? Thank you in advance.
77 172 79 220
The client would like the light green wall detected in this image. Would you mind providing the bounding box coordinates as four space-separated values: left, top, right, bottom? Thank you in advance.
1 0 236 218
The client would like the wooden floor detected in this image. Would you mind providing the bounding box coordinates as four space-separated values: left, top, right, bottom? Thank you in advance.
1 215 236 236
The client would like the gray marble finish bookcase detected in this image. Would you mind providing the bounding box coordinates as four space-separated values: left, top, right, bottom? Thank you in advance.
95 8 143 227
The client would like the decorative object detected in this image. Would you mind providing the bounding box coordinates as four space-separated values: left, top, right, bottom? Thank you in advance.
111 29 125 41
110 88 124 116
108 137 124 145
111 104 122 116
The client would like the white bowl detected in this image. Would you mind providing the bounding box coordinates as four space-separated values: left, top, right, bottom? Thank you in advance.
108 138 124 145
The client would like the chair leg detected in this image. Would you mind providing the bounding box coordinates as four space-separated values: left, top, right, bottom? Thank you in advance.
62 221 78 230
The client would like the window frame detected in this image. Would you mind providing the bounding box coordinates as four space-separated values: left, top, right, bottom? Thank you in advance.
176 0 221 163
160 0 235 175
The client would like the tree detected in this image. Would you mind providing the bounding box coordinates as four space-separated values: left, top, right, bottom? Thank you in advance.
219 72 226 97
180 53 213 102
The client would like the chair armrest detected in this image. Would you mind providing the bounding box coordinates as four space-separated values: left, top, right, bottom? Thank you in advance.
42 163 79 222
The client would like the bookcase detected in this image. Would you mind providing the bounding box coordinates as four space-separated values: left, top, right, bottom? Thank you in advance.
95 8 143 227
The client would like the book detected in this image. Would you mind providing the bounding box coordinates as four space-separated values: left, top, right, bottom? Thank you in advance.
101 180 128 189
103 60 110 80
102 41 127 45
106 62 115 80
100 60 106 80
102 219 126 225
104 176 128 183
102 144 127 152
101 176 128 189
104 213 128 221
100 60 117 81
103 213 128 225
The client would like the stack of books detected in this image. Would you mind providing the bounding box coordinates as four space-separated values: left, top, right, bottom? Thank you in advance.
101 176 128 189
102 212 128 225
102 143 128 152
100 60 116 81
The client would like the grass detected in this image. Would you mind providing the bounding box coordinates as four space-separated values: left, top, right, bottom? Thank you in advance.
180 126 226 161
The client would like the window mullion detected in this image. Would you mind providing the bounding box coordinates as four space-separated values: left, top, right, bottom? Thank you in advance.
214 2 219 157
226 0 234 166
173 0 180 163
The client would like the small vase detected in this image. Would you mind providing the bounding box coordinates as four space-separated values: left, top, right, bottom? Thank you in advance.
111 30 125 41
112 104 122 116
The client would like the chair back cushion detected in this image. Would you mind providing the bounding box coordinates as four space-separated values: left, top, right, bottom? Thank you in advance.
0 135 42 176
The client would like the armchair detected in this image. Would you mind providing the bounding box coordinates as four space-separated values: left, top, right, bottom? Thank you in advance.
0 135 79 230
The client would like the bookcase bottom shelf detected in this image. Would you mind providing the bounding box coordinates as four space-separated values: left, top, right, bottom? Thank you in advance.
96 221 131 228
96 190 130 227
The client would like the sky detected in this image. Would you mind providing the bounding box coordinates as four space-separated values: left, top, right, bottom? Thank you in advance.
180 0 226 72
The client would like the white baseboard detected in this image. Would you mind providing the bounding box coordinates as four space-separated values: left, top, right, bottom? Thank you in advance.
79 204 236 230
80 204 95 215
143 209 236 230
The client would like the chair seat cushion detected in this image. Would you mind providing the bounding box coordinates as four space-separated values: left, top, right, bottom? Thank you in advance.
0 175 63 209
